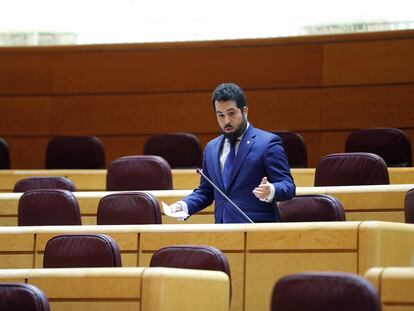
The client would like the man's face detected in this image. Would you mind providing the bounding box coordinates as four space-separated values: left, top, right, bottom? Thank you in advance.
215 100 248 141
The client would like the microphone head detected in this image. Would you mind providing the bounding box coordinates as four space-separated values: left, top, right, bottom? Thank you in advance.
196 168 202 175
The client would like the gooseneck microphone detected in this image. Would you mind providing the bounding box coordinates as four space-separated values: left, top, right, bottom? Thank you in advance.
196 168 254 223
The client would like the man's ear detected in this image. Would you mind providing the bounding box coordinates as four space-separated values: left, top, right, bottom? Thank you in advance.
243 106 248 117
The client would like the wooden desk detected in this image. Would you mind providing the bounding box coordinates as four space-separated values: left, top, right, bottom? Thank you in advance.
366 267 414 311
0 267 229 311
0 167 413 191
0 221 413 311
0 184 413 226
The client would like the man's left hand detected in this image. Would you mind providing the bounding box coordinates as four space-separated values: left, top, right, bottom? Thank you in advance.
252 177 271 199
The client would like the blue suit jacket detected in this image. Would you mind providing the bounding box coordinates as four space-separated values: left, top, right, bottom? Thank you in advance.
183 125 295 223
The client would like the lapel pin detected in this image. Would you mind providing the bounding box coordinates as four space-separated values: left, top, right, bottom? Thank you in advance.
247 141 250 144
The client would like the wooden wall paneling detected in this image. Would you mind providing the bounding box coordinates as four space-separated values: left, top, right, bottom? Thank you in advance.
323 38 414 86
0 232 34 268
366 267 414 310
358 221 414 274
0 53 55 94
0 96 53 135
321 85 414 130
317 130 350 161
50 92 217 135
5 137 49 169
245 222 359 311
52 43 324 94
100 136 147 165
247 88 322 132
296 131 321 168
139 225 245 311
404 129 414 164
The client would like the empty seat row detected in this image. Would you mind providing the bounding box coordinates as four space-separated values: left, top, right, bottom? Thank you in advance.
16 186 414 225
12 152 392 195
18 189 346 226
13 155 173 192
0 134 203 170
0 267 380 311
2 127 410 170
0 241 231 309
18 190 161 226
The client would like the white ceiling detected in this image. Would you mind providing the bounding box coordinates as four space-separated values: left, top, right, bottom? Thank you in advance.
0 0 413 44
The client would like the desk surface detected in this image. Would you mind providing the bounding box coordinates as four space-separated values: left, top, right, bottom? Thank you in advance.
0 221 414 311
0 184 413 226
0 167 413 191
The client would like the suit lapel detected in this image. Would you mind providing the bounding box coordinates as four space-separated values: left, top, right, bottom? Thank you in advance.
226 126 256 190
213 136 225 189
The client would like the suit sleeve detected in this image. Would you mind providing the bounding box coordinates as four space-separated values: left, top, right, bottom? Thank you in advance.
264 136 296 202
182 149 215 215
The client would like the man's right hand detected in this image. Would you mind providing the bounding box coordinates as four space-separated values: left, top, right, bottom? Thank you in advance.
170 202 183 212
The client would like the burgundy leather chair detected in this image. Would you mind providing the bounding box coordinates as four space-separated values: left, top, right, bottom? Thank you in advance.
0 137 10 169
144 133 203 168
45 136 105 169
97 192 162 225
43 234 122 268
271 272 381 311
279 195 345 222
405 188 414 223
345 128 412 167
150 245 231 297
314 153 390 186
106 155 172 191
0 283 50 311
18 189 81 226
273 131 308 168
13 176 77 192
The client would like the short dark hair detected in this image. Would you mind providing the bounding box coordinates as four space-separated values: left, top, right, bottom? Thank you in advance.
211 83 247 111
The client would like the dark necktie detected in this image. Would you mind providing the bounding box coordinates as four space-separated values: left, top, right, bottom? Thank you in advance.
222 140 236 190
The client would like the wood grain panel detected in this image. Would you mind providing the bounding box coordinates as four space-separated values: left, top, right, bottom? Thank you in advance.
5 137 49 169
52 44 323 94
0 97 52 135
0 53 55 94
321 84 414 129
50 92 216 134
247 88 322 131
323 38 414 85
1 31 414 170
245 252 357 311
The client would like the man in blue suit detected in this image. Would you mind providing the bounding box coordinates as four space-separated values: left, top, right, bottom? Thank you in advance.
169 83 295 223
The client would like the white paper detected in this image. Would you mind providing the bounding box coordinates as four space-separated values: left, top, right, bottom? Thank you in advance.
161 201 189 218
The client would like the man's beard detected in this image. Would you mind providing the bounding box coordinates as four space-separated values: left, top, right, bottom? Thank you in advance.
223 116 248 142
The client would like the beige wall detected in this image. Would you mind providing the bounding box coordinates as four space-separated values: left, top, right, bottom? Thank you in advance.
1 30 414 168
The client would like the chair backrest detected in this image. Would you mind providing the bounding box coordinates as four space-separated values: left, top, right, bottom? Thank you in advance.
404 188 414 224
43 234 122 268
106 155 172 191
18 189 81 226
273 131 308 168
97 192 162 225
314 152 390 186
0 137 10 169
13 176 77 192
150 245 231 297
279 195 345 222
143 133 203 168
345 128 412 167
271 272 381 311
45 136 105 169
0 283 50 311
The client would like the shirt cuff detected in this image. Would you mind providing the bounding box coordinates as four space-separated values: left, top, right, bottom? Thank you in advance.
176 201 189 221
259 183 275 202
